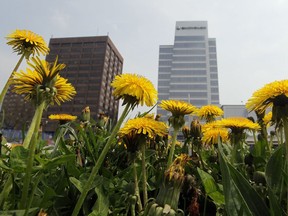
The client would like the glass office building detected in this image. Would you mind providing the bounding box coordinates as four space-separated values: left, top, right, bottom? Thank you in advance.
157 21 220 122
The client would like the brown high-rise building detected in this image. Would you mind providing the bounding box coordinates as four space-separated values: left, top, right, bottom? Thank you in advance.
2 36 123 133
44 36 123 131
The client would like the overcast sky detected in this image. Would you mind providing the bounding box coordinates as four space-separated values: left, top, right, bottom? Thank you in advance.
1 0 287 114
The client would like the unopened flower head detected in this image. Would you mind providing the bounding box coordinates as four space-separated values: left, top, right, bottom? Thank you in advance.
111 73 157 107
6 29 49 57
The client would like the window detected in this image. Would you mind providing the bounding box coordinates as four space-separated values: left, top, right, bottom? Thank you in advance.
158 73 170 79
211 95 219 101
174 42 205 48
159 54 173 59
209 54 217 59
173 49 206 55
158 67 171 72
209 60 217 66
171 70 206 76
172 63 206 68
209 47 216 52
159 61 172 66
211 80 218 86
210 67 218 72
210 73 218 79
208 41 216 46
159 47 173 53
171 77 207 82
170 84 207 90
170 92 207 98
175 36 205 41
173 56 206 62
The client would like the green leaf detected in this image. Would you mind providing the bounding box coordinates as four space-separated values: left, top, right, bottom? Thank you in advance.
0 207 38 216
265 144 285 192
252 139 267 158
42 154 75 170
267 186 285 216
227 163 270 216
197 168 224 206
89 186 109 216
218 143 248 216
0 175 13 207
69 177 83 193
9 146 29 172
218 141 270 216
0 159 12 171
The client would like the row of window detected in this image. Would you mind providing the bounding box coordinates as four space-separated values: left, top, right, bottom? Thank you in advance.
169 92 208 98
170 69 207 75
172 63 207 68
174 42 206 48
170 77 207 82
175 36 205 41
172 49 206 55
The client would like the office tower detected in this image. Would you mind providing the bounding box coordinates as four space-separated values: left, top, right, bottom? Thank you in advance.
2 36 123 133
157 21 220 122
44 36 123 131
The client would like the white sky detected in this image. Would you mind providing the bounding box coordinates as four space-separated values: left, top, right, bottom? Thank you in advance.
1 0 287 115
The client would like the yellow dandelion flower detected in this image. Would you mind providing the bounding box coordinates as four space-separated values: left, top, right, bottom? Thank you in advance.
202 128 229 145
246 79 288 114
11 56 76 105
216 117 260 134
263 111 272 126
119 117 168 153
111 73 157 107
197 105 223 122
160 100 197 116
202 121 219 132
49 114 77 121
6 29 49 56
119 117 168 139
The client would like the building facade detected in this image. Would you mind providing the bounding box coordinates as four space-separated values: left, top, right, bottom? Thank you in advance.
44 36 123 131
157 21 220 122
2 36 123 133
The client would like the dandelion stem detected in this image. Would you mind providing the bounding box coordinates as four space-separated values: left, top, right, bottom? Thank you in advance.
133 157 143 211
141 141 148 205
20 101 45 209
0 53 25 113
22 102 46 149
72 103 131 216
167 126 180 168
282 118 288 216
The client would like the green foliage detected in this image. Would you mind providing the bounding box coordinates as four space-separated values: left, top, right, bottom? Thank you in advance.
218 141 270 216
197 168 224 206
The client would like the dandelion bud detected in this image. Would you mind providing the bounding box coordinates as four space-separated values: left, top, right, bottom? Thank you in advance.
81 106 90 122
190 119 202 139
182 126 190 139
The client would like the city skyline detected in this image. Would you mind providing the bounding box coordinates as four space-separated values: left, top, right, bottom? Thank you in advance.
1 1 287 115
